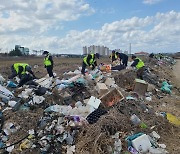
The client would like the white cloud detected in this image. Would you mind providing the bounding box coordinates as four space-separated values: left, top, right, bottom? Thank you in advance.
143 0 163 5
0 0 95 34
0 10 180 54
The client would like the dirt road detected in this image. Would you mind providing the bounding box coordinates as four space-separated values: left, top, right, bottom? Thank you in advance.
173 59 180 87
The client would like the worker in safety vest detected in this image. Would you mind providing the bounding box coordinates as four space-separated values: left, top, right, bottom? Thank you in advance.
109 50 118 62
8 63 36 87
131 55 145 79
43 51 54 78
9 63 36 79
116 52 128 67
81 53 100 75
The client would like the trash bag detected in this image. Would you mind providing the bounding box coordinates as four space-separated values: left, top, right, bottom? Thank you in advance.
160 81 172 94
34 87 47 96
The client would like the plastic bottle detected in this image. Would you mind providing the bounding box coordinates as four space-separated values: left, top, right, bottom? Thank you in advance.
130 114 141 125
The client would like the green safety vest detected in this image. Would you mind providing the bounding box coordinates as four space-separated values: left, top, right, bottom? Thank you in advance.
44 54 52 66
83 54 95 66
135 58 144 69
13 63 28 74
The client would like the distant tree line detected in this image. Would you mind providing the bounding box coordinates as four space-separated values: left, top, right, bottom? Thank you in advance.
9 48 22 56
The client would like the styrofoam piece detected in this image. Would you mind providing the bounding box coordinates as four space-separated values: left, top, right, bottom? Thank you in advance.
132 134 151 152
87 96 101 109
8 101 17 107
0 85 14 100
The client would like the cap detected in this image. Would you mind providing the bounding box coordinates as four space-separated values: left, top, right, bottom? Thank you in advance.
43 51 49 55
132 55 136 59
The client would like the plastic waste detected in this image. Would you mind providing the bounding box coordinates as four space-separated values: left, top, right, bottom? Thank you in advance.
145 96 152 101
35 77 53 88
0 74 5 85
19 139 33 151
0 85 14 100
132 134 151 153
130 114 141 125
6 145 14 152
12 98 22 111
65 133 74 145
0 140 5 148
112 132 122 154
128 146 138 154
3 122 19 135
166 113 180 126
34 87 47 96
18 88 33 99
66 145 75 154
130 114 147 128
160 81 172 94
7 81 17 88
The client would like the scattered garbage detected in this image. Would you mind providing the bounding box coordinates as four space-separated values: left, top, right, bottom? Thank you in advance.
0 54 179 153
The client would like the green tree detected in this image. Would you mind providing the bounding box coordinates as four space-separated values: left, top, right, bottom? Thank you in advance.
9 49 22 56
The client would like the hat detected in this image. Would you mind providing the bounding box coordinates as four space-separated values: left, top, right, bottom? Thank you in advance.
43 51 49 55
132 55 136 59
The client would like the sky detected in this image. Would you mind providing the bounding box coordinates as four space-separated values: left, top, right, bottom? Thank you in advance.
0 0 180 54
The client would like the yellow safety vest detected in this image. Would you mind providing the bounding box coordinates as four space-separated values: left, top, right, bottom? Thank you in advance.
83 54 95 66
44 54 52 66
13 63 28 74
135 58 144 69
110 54 118 60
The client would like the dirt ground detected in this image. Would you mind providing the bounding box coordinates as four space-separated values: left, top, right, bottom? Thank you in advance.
0 56 110 79
0 56 180 153
173 59 180 87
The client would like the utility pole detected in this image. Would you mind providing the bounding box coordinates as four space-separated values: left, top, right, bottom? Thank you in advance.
129 43 131 55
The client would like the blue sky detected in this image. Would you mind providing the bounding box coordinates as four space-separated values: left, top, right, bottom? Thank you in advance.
0 0 180 54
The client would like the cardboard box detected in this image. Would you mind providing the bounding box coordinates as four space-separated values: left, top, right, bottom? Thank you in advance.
133 79 148 96
96 83 109 96
100 88 124 108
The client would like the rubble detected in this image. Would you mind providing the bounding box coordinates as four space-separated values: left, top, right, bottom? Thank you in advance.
0 54 179 153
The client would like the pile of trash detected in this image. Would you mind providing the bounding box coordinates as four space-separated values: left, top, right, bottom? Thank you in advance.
0 55 179 154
